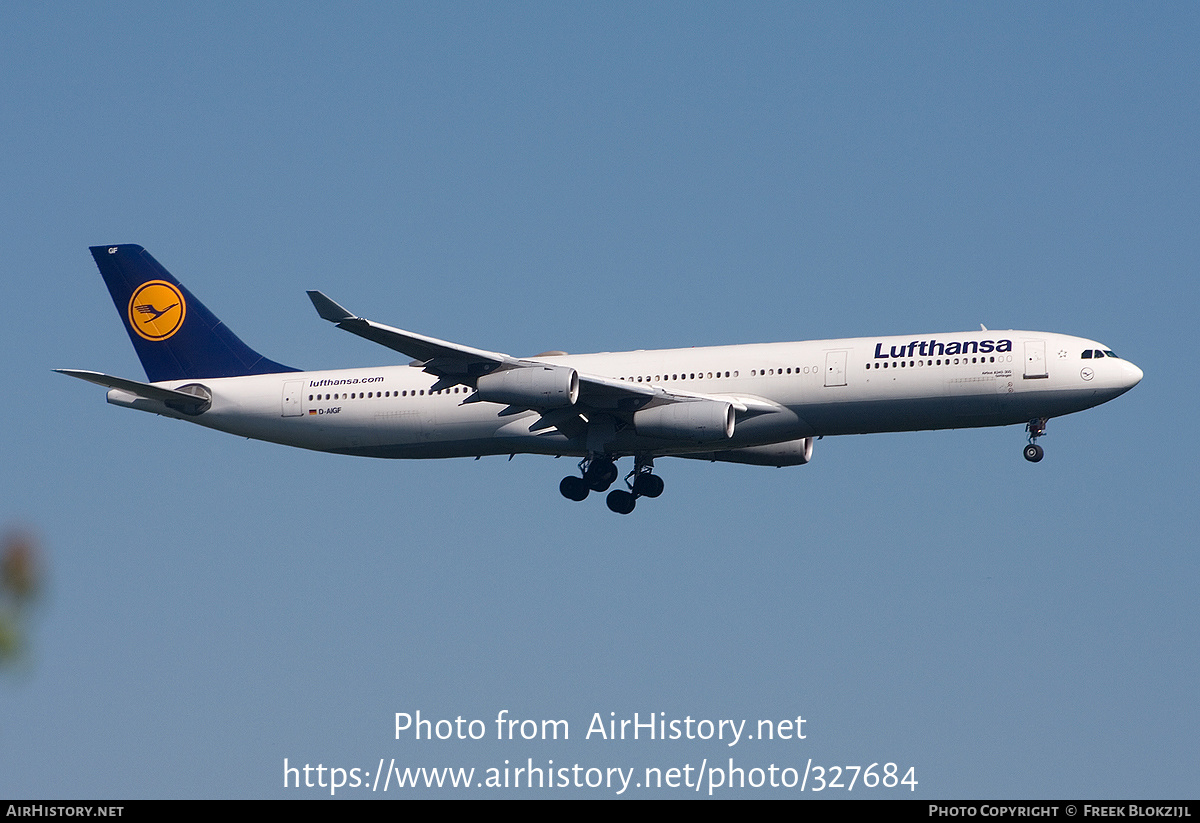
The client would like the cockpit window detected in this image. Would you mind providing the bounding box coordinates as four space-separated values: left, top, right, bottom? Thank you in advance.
1104 350 1118 358
1082 350 1093 359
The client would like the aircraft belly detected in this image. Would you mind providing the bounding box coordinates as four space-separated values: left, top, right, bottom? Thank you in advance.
340 404 577 459
797 386 1112 436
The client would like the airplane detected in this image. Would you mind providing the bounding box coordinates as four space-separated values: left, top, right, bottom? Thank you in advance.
59 245 1143 514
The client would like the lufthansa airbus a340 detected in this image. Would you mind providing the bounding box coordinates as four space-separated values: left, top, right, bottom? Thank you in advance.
60 245 1143 514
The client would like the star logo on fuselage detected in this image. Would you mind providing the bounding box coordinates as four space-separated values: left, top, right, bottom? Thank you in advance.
127 281 186 341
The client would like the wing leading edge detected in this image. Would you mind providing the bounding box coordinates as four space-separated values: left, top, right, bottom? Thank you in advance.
304 291 746 419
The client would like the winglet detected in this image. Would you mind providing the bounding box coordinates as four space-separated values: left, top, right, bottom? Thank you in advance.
307 291 356 323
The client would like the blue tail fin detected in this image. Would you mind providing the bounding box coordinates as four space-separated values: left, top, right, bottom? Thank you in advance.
90 245 297 382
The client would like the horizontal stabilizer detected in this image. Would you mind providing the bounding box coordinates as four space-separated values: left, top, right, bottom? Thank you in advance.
55 369 208 409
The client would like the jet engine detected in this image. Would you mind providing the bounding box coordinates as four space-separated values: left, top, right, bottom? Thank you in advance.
700 437 814 467
475 365 579 408
634 400 735 441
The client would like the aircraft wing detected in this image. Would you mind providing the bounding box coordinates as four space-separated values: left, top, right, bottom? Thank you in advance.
307 292 756 420
572 372 754 413
307 291 515 378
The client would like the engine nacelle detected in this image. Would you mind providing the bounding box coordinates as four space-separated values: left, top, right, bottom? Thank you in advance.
704 437 814 467
634 400 735 442
475 366 579 408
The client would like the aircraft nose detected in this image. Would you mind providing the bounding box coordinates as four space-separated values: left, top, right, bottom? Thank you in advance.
1122 360 1144 389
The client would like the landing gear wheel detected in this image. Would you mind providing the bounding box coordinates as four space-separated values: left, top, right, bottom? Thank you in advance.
586 460 618 492
559 475 590 501
632 473 664 498
1023 418 1047 464
606 489 637 514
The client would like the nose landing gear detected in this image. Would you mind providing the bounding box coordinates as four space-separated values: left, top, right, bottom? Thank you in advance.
1024 418 1047 462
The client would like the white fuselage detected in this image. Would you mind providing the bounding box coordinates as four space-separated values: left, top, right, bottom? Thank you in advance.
105 329 1143 461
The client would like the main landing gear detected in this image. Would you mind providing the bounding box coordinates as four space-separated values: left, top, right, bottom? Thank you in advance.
559 455 664 514
605 459 664 515
1024 417 1047 463
558 455 617 501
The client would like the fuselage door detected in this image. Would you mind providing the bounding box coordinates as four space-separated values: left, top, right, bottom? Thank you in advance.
1023 341 1048 379
282 380 304 417
824 350 848 387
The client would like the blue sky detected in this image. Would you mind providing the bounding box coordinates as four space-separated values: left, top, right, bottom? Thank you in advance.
2 2 1196 798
